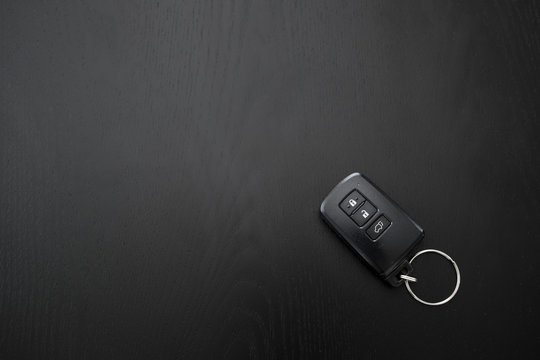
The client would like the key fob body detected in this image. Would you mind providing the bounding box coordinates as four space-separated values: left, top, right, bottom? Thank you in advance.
320 173 424 286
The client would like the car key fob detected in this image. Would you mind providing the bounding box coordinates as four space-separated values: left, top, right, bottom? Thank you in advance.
320 173 424 286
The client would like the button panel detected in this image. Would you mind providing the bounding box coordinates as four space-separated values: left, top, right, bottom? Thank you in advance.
339 190 391 240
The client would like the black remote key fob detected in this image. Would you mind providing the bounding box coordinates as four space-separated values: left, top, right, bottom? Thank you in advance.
320 173 424 286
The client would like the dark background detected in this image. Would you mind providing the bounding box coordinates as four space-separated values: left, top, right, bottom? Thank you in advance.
1 0 539 359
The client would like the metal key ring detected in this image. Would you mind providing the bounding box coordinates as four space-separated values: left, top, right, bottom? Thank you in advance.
400 249 461 306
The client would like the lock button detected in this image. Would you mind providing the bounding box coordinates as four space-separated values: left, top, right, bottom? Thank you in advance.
339 191 365 215
351 201 377 226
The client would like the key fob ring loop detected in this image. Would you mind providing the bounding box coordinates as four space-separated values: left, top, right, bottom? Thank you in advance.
401 249 461 306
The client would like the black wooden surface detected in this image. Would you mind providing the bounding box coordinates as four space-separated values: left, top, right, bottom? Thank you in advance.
1 1 540 359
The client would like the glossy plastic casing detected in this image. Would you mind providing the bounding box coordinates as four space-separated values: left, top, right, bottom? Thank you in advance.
320 173 424 286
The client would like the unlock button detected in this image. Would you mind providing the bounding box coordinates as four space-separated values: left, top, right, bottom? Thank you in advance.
351 201 376 226
339 191 365 215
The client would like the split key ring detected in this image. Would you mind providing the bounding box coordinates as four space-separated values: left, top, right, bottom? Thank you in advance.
399 249 461 306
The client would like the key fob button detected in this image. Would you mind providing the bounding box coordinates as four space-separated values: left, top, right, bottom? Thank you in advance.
367 215 391 240
351 201 377 226
339 191 365 215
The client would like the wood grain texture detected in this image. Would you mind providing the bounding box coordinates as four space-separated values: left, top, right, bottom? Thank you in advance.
1 0 539 359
